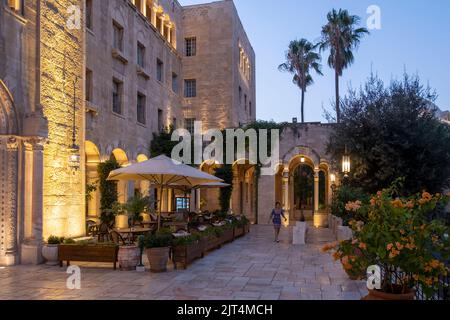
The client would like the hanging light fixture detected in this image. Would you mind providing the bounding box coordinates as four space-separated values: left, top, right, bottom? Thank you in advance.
342 146 351 177
300 156 305 163
68 77 81 170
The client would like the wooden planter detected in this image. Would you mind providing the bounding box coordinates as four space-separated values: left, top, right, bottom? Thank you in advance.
59 245 119 270
204 235 222 252
233 226 245 238
220 228 234 244
173 241 204 269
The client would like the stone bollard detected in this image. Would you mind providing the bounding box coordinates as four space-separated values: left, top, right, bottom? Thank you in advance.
292 221 307 245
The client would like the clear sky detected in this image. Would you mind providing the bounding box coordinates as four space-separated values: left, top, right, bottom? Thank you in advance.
179 0 450 122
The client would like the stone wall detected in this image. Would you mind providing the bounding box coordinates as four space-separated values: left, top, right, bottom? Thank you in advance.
182 0 256 131
40 0 85 239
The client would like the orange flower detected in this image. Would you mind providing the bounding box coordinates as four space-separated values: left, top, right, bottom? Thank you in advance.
430 260 440 269
405 201 414 209
377 191 382 197
391 198 404 208
425 278 433 286
399 229 405 235
387 243 394 250
370 198 376 206
332 251 341 261
322 242 338 253
422 192 432 200
447 192 450 197
396 242 404 250
359 242 367 250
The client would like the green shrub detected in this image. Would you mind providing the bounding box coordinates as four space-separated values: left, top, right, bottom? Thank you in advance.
63 238 76 244
143 231 172 248
47 235 63 245
331 185 369 225
172 235 198 247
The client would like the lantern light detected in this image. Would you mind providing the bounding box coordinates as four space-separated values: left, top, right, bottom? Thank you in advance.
68 77 80 170
342 146 351 177
300 156 305 163
330 173 336 184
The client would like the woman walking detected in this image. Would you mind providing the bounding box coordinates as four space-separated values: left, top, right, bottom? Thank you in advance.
269 202 287 242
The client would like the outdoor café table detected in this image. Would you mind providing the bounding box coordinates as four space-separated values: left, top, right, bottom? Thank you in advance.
114 227 152 243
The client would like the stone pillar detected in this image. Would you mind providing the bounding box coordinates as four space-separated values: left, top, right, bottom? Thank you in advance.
196 189 201 212
159 16 165 36
314 168 319 213
21 137 46 265
257 174 276 225
1 137 19 265
282 167 290 226
151 6 157 26
167 25 172 44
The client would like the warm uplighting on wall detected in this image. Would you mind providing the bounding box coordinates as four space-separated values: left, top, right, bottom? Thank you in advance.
330 173 336 184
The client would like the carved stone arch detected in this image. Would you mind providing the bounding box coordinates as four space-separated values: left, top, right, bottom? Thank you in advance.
0 79 19 135
282 145 321 168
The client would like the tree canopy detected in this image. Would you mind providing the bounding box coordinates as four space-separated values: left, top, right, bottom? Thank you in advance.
327 73 450 195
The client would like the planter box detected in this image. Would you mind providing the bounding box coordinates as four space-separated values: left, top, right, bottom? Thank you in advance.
233 226 245 238
204 235 222 252
173 241 204 269
220 228 234 244
118 245 140 271
59 244 119 270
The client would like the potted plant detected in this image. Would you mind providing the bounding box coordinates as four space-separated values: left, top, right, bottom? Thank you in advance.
143 229 173 273
117 244 140 271
42 235 63 266
324 181 450 300
123 192 150 226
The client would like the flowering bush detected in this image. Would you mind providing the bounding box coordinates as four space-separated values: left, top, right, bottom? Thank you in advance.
324 182 450 298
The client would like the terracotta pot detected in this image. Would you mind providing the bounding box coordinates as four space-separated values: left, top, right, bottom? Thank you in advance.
146 247 170 273
42 244 59 266
363 287 415 300
118 245 140 271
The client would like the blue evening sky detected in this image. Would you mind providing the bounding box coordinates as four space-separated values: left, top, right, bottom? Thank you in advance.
180 0 450 122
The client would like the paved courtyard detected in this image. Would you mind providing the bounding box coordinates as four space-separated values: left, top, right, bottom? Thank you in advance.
0 225 368 300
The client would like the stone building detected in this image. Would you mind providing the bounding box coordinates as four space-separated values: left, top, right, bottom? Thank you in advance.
0 0 256 265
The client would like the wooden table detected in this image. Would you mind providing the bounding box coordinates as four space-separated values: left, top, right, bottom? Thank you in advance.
114 227 152 243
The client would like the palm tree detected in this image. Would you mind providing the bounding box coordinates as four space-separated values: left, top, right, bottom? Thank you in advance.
320 9 369 123
279 39 323 123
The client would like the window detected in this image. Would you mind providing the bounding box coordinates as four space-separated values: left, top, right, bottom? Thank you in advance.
172 73 178 93
239 86 242 104
172 117 177 129
112 79 123 114
184 79 197 98
86 0 93 30
244 94 247 111
249 102 252 117
156 59 163 82
85 69 93 102
137 42 145 68
113 21 124 52
157 109 163 132
185 37 197 57
185 118 196 135
137 93 146 124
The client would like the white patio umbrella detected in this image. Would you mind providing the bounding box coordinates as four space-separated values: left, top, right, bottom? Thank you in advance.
107 155 223 229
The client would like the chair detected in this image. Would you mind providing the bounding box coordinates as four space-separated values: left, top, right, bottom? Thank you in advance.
97 222 110 242
109 230 127 246
86 220 99 237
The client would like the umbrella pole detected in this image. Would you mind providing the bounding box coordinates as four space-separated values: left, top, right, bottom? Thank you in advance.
158 185 163 231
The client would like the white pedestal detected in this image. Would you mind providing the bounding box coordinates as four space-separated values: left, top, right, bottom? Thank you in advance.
337 226 353 241
292 222 307 245
21 243 43 265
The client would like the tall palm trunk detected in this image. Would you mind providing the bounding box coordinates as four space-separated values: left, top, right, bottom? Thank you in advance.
301 88 305 123
335 69 341 123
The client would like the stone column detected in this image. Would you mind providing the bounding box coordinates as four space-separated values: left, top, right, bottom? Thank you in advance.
282 167 290 226
21 137 46 265
314 168 320 213
159 16 165 36
167 25 172 44
151 6 157 26
2 137 19 265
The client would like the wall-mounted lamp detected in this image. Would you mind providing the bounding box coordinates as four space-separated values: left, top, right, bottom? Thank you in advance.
68 77 80 170
342 146 351 178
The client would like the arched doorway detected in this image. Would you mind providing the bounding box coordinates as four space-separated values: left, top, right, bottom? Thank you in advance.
111 148 130 203
293 164 314 220
85 141 101 220
0 79 19 265
231 159 256 222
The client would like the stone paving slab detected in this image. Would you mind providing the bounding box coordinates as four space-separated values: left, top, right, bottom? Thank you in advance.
0 225 367 300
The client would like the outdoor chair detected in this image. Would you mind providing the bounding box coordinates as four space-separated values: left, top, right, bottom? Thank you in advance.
97 222 110 242
109 230 127 246
86 220 99 237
